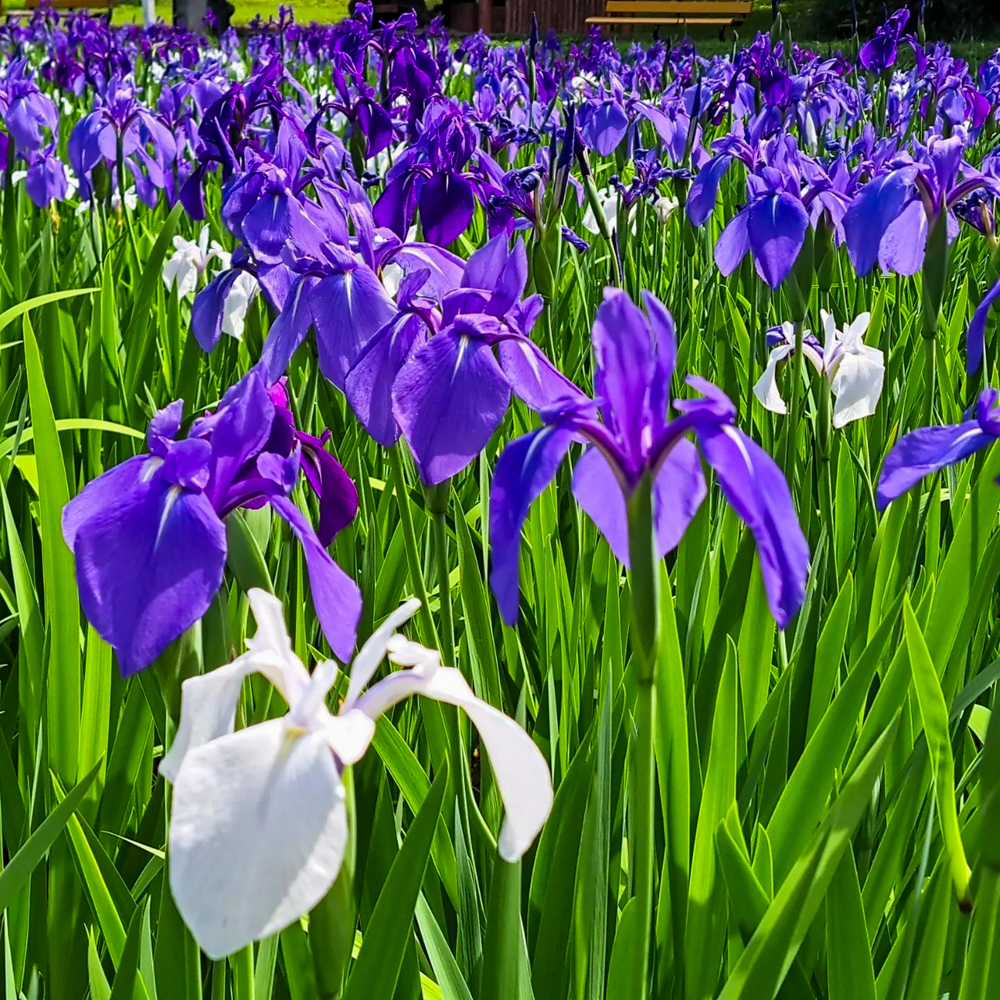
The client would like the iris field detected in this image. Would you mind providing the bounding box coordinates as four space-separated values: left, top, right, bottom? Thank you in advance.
2 4 1000 999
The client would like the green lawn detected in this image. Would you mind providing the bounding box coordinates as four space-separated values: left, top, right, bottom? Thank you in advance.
108 0 348 24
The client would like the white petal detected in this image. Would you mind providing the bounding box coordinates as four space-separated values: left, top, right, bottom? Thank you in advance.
357 663 553 861
290 659 340 727
845 311 872 346
169 719 347 960
343 598 422 708
820 310 839 369
778 321 797 346
417 668 553 861
325 708 376 765
831 347 884 428
753 344 792 415
245 589 311 704
159 655 256 783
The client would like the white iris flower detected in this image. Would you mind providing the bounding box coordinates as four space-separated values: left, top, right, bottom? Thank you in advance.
160 590 553 960
753 311 884 429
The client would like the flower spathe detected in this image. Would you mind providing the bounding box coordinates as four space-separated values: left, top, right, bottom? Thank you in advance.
489 288 810 630
161 589 553 960
753 311 884 429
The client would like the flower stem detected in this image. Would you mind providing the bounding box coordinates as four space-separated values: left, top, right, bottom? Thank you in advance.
431 507 456 670
231 945 254 1000
922 333 936 429
626 474 660 1000
783 319 805 482
387 446 438 649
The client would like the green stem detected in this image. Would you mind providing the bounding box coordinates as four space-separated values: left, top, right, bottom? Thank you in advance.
626 475 660 1000
922 333 936 430
783 319 805 482
211 962 227 1000
231 945 255 1000
431 508 456 669
387 446 438 649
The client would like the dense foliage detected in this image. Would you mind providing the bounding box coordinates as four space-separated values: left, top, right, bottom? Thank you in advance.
2 5 1000 1000
800 0 1000 41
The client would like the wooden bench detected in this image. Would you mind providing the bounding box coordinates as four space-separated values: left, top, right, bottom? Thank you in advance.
586 0 752 30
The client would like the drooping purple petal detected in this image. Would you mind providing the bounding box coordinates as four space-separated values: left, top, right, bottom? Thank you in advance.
242 190 293 265
312 266 397 390
747 194 809 290
62 455 151 551
687 155 733 227
695 424 809 628
418 173 475 247
876 421 993 506
581 101 629 158
489 426 574 624
843 167 919 277
967 277 1000 375
391 329 512 485
260 275 321 383
715 210 751 277
345 314 427 447
496 336 587 411
877 198 927 276
71 477 226 676
572 446 630 564
653 439 707 554
269 496 361 662
297 434 360 546
191 269 241 354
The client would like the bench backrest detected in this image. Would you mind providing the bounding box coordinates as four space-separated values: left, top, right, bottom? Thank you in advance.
602 0 752 13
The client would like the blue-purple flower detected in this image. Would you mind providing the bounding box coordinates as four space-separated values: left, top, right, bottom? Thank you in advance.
62 369 361 675
877 388 1000 507
489 288 809 628
346 234 576 484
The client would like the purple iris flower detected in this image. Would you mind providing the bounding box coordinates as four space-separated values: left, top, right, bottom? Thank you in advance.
62 368 361 676
346 234 576 485
0 59 60 157
843 136 1000 277
859 9 909 75
67 77 177 205
713 154 817 289
877 388 1000 507
373 99 484 247
489 288 809 628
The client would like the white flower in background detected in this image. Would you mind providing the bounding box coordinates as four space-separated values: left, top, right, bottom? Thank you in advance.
75 186 138 216
821 310 884 428
161 590 553 960
162 227 228 298
652 194 680 226
570 72 600 94
583 187 620 235
583 188 640 237
221 271 259 341
753 311 883 428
